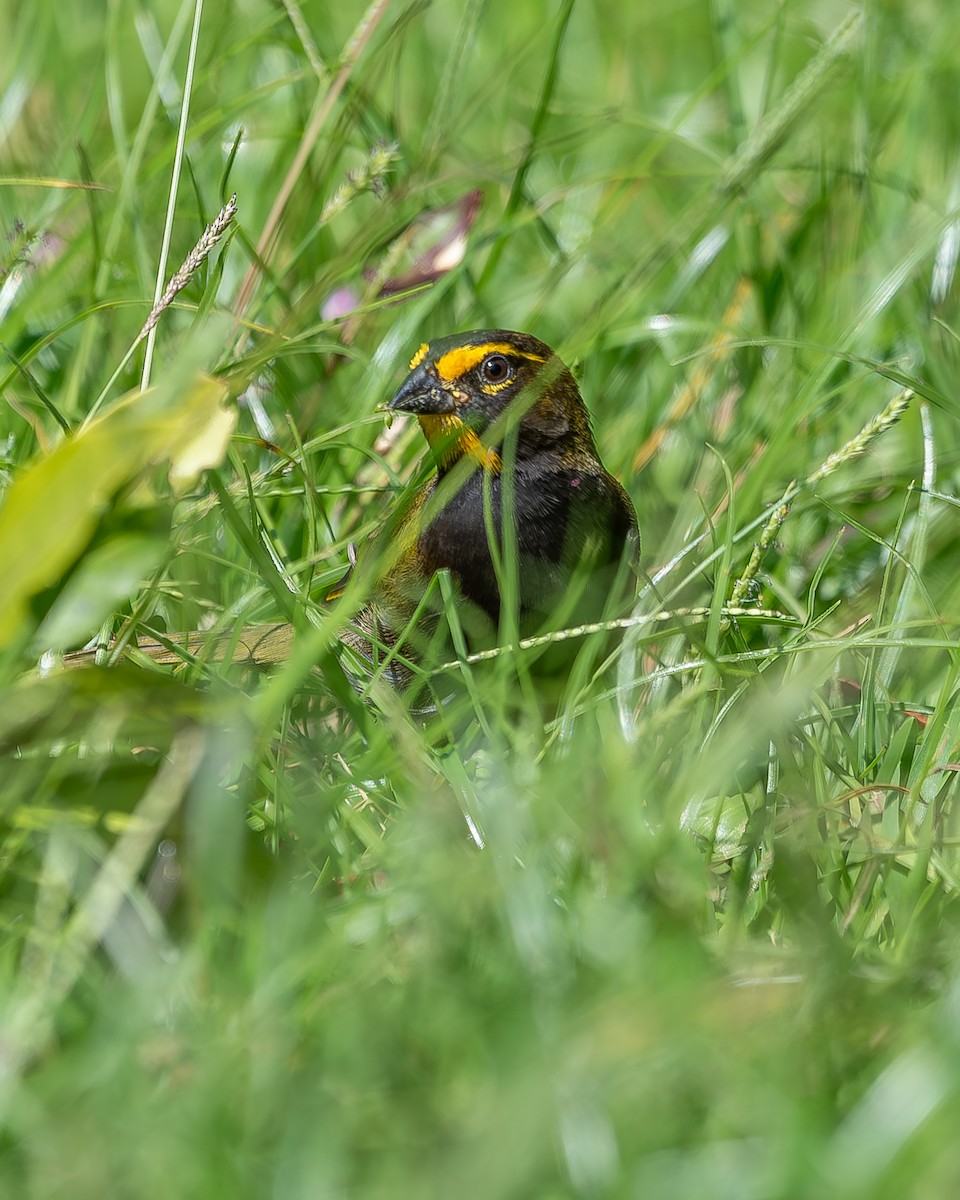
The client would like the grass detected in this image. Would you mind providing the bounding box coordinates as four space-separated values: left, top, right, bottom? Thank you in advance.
3 0 960 1194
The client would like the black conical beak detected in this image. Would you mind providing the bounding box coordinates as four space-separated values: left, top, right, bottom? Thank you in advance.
387 367 456 415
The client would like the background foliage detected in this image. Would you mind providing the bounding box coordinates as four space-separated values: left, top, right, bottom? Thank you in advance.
3 0 960 1195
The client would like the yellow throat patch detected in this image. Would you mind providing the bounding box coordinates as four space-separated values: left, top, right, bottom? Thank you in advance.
418 413 501 473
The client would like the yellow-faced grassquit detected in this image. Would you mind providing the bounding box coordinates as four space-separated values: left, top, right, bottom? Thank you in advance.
333 329 639 692
65 330 639 697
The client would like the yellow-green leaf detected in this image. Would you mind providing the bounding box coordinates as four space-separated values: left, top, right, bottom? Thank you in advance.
0 375 233 647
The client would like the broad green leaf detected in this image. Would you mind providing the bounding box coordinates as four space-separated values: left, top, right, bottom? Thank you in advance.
168 399 238 494
0 376 233 647
33 534 168 652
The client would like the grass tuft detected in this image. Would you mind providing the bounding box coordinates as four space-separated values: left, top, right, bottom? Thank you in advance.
2 1 960 1195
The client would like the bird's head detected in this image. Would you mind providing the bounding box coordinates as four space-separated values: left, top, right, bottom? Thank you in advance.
387 330 590 473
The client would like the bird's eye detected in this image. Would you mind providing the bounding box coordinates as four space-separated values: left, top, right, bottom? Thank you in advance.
480 354 512 384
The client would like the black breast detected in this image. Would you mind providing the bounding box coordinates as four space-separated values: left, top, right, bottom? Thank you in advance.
418 463 634 625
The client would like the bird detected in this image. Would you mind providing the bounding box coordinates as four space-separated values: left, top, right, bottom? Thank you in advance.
64 330 639 698
331 329 639 695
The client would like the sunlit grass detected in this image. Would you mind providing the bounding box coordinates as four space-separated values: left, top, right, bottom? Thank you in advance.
2 0 960 1195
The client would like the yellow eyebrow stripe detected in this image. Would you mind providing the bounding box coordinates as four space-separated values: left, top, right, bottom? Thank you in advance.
409 342 430 370
433 342 546 382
